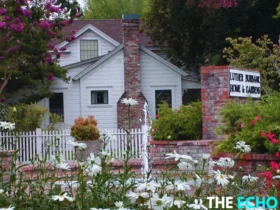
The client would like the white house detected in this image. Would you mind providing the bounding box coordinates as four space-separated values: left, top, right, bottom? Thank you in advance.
39 14 200 129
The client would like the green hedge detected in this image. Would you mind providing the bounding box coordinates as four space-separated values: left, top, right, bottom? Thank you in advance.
150 101 202 140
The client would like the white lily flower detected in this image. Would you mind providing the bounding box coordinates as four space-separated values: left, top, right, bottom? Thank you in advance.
121 98 138 106
51 193 74 202
87 153 101 165
187 199 208 210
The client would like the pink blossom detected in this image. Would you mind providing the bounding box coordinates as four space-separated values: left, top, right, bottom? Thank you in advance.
49 6 61 13
6 45 19 53
44 54 52 63
60 20 68 26
76 12 82 18
48 43 55 50
48 73 55 81
0 8 7 16
40 20 51 30
66 34 76 42
241 123 245 128
59 47 67 51
0 22 6 30
267 132 279 144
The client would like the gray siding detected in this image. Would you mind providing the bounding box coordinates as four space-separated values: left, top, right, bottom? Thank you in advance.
80 51 124 128
140 51 182 118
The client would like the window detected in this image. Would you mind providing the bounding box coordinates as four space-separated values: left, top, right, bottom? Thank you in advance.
49 93 64 121
91 90 108 104
155 90 172 114
80 40 98 61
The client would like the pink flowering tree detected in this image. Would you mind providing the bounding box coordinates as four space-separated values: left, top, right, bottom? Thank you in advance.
0 0 82 102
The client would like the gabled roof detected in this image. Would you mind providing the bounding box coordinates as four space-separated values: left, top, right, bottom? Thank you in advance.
140 46 189 77
56 24 119 49
72 44 188 80
53 19 155 48
62 55 105 68
72 44 124 80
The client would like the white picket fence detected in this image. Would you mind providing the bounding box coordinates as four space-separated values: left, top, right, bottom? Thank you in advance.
0 128 144 162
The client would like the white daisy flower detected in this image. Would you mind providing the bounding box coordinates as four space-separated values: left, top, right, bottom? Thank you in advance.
115 201 124 207
51 193 74 202
148 193 173 210
67 140 87 149
56 162 71 170
214 170 229 187
121 98 138 106
165 181 191 191
217 157 235 168
0 205 15 210
187 199 208 210
178 161 193 171
242 174 258 182
86 164 102 176
165 150 193 162
235 141 251 153
87 153 101 165
194 174 202 188
202 153 210 160
273 175 280 179
126 191 149 203
174 200 186 208
136 181 160 193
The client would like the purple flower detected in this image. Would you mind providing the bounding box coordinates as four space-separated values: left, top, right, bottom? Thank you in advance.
0 56 4 61
6 45 20 53
76 12 82 18
66 34 76 42
44 53 52 63
0 22 6 30
4 16 11 22
0 8 7 16
48 73 55 81
21 9 31 17
9 22 24 33
49 6 61 13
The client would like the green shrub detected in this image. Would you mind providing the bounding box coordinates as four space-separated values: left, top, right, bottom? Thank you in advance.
7 103 47 131
214 92 280 154
150 101 202 140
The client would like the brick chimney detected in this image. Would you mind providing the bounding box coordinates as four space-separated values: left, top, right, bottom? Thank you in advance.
117 14 147 129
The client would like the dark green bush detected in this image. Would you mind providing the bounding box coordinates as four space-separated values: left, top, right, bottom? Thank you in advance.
214 92 280 154
150 101 202 140
7 103 47 131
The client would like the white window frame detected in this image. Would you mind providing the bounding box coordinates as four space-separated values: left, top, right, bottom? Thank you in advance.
86 86 112 107
79 38 101 61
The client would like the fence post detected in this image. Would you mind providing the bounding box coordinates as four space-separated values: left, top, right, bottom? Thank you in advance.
36 128 43 158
